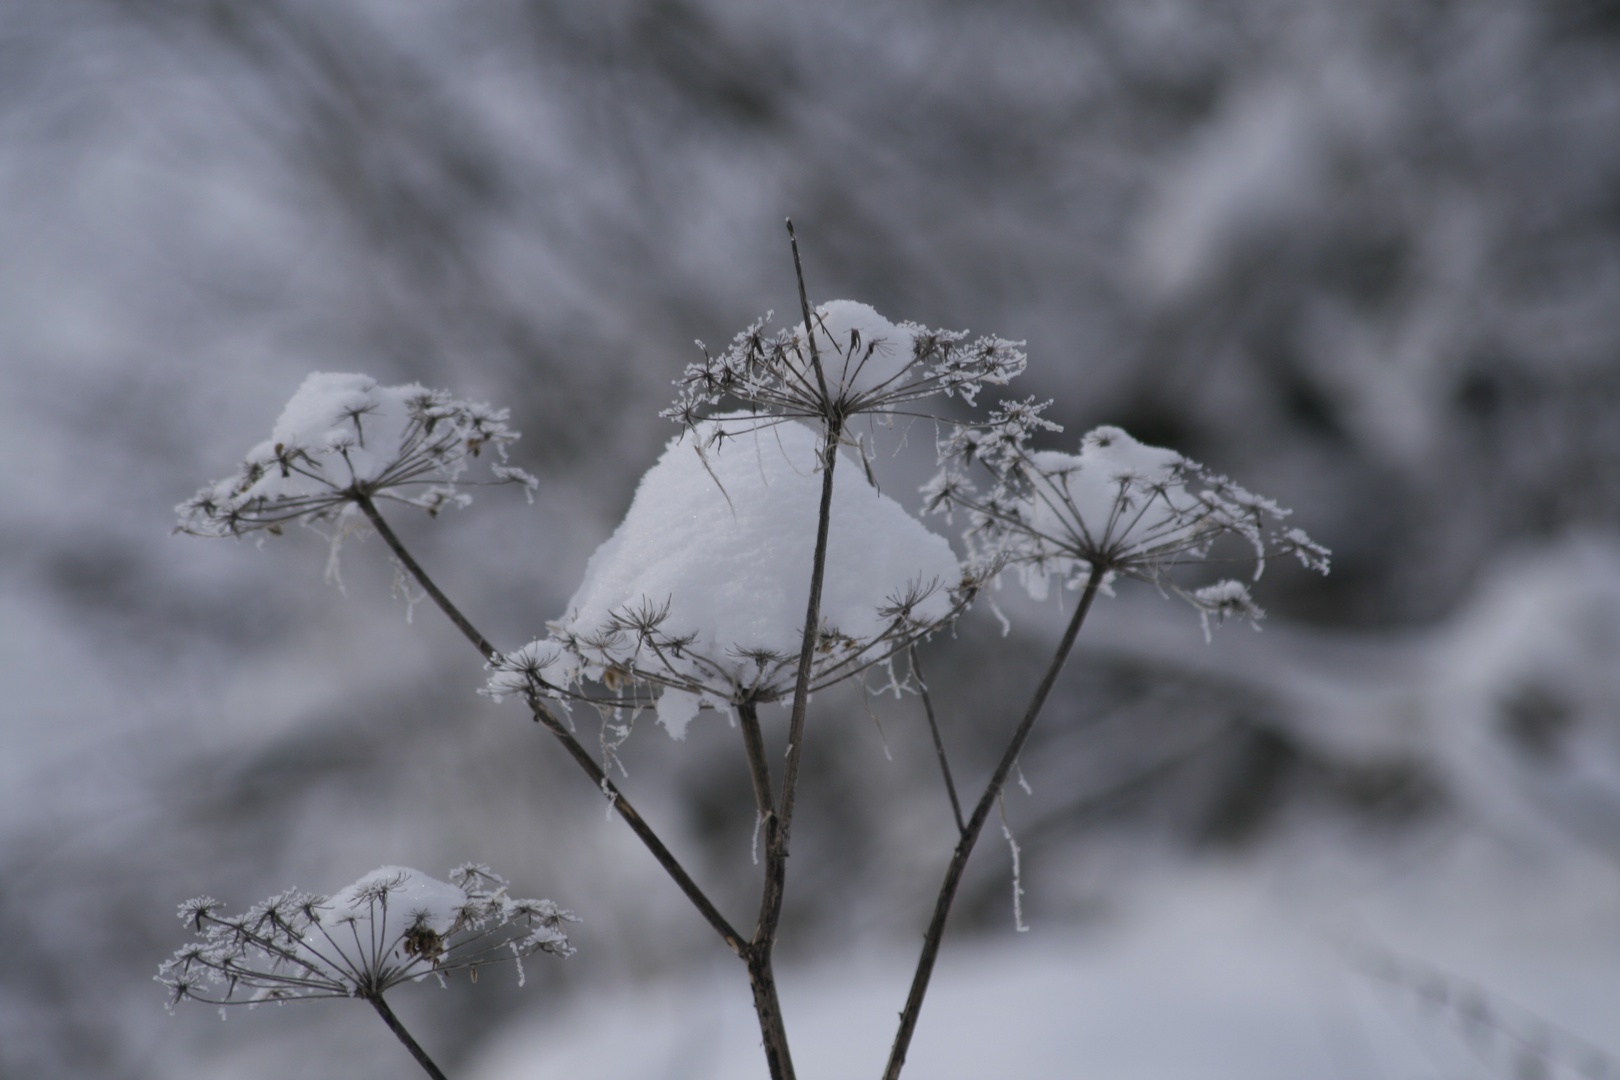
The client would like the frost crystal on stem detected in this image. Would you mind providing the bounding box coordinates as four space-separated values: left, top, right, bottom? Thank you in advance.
927 411 1329 632
157 865 574 1008
176 373 536 540
489 416 983 738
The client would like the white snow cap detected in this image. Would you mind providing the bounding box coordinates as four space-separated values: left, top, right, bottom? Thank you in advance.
320 865 470 936
1017 426 1193 599
178 370 531 539
248 373 422 495
794 300 917 399
552 415 961 737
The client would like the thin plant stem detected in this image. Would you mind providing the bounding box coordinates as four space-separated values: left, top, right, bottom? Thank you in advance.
355 492 497 661
734 700 796 1080
909 645 965 836
883 563 1106 1080
725 220 842 1080
736 699 777 822
368 993 449 1080
524 692 747 957
746 926 796 1080
354 492 747 959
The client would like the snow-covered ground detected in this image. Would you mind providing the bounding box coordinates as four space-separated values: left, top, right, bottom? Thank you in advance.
470 836 1620 1080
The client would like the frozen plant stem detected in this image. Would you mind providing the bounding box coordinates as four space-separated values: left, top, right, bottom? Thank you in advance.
883 563 1106 1080
354 492 747 958
356 493 497 662
910 645 965 835
368 994 450 1080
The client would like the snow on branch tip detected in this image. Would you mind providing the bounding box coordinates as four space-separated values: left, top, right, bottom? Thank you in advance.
927 419 1330 634
176 373 537 541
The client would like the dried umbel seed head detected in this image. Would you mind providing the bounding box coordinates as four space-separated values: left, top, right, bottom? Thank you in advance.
664 301 1026 442
486 417 988 739
157 865 574 1008
927 413 1329 637
176 373 536 540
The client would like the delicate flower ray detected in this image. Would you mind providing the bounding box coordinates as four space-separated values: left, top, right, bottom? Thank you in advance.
927 417 1329 633
176 373 536 539
663 301 1026 447
157 865 574 1008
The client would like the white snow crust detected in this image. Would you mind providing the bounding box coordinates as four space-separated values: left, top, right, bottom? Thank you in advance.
233 374 424 500
793 300 917 399
320 865 468 936
1017 426 1193 599
548 415 960 736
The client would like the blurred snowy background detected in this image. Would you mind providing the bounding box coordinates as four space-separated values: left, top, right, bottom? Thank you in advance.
4 0 1620 1077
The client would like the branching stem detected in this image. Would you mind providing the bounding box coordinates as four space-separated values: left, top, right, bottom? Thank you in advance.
883 563 1106 1080
354 491 746 958
909 645 965 835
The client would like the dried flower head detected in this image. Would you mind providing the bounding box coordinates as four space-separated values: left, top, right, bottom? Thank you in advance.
487 417 986 738
927 412 1329 636
664 301 1025 442
176 373 536 539
157 865 574 1008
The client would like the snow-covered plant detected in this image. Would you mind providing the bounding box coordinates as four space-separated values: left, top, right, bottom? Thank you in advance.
158 865 573 1080
175 372 535 541
928 405 1330 636
166 228 1328 1080
488 416 978 738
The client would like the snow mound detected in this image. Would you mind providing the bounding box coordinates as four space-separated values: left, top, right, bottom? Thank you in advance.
793 300 917 399
514 416 963 737
320 865 471 937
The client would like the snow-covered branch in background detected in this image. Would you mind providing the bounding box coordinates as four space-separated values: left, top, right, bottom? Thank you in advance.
175 373 536 541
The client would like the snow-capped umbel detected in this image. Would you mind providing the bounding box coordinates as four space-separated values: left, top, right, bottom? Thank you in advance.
490 416 968 737
158 865 574 1007
321 865 473 939
928 411 1329 635
664 301 1026 436
176 373 535 538
792 300 917 398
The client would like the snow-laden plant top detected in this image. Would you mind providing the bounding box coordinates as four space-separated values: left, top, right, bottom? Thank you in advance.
490 415 971 737
176 373 535 539
165 233 1333 1080
158 865 574 1007
665 299 1026 439
928 405 1330 636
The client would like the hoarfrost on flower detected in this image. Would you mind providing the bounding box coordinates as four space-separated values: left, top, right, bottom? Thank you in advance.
157 865 573 1007
492 416 971 735
664 301 1026 439
176 373 535 539
929 419 1328 628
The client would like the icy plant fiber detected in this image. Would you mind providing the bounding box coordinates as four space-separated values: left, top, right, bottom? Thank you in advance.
158 865 574 1007
176 373 535 539
491 415 966 737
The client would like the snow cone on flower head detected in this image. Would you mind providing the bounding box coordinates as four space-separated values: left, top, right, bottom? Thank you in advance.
490 415 974 737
